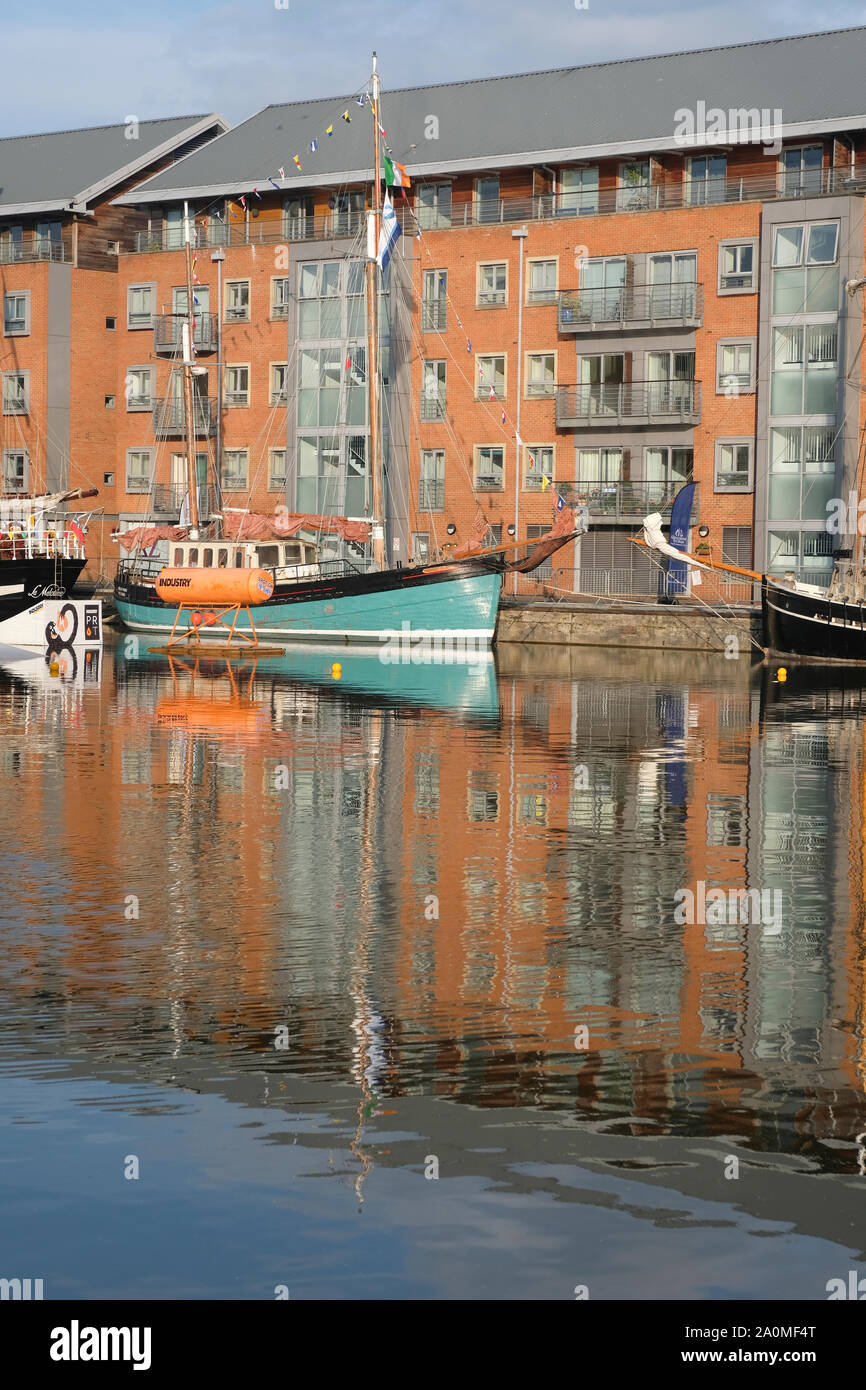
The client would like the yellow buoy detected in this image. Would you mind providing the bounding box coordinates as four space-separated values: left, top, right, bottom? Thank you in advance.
331 662 342 679
49 661 60 677
777 667 787 682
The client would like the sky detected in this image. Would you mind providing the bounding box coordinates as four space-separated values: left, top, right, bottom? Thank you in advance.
4 0 866 136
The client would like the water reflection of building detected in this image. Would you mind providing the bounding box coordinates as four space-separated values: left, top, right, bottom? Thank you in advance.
1 644 865 1163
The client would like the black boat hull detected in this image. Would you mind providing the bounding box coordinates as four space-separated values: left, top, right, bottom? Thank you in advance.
0 555 88 625
763 578 866 663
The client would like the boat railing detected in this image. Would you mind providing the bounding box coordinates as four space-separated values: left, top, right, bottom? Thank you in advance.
116 556 164 583
827 561 866 602
0 523 84 561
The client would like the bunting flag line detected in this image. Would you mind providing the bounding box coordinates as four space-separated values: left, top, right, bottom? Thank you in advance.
466 339 472 352
279 166 285 179
488 385 495 400
378 122 387 139
239 195 247 210
341 110 351 123
253 187 262 199
267 177 281 192
356 93 366 106
310 139 318 153
293 155 302 170
501 410 506 424
326 124 333 137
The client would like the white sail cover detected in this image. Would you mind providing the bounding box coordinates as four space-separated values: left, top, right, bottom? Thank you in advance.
641 511 710 571
0 492 72 530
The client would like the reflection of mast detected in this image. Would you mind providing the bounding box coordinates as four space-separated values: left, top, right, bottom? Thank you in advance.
182 201 200 538
348 709 386 1205
365 53 385 571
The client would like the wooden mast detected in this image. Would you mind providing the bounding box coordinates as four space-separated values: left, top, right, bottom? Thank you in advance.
365 53 385 571
182 201 200 537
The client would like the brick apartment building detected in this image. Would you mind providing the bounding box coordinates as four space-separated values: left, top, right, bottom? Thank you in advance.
3 26 866 592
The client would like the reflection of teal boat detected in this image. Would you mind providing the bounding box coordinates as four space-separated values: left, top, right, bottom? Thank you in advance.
115 641 500 722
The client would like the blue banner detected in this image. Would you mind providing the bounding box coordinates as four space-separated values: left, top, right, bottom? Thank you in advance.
665 482 697 596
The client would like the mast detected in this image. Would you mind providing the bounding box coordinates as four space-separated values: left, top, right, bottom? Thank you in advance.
365 53 385 571
182 200 200 538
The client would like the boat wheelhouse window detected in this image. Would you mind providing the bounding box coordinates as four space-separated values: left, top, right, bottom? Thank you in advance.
234 552 244 568
283 543 301 562
173 548 183 564
188 548 199 566
203 548 213 567
258 545 280 565
218 548 229 567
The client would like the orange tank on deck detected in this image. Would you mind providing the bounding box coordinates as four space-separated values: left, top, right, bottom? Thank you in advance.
155 568 275 606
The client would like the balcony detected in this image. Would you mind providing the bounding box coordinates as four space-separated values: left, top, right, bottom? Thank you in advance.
560 477 700 523
556 381 701 427
558 283 703 332
2 395 28 416
152 396 216 437
0 239 67 265
152 482 211 518
154 312 217 354
475 386 506 402
133 210 366 255
476 474 504 492
420 397 446 421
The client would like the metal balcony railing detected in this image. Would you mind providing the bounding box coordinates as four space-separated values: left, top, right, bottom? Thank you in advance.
558 477 700 522
475 385 506 401
477 291 506 308
420 396 446 421
418 479 444 510
0 240 66 265
126 167 866 257
223 391 249 408
154 312 218 353
476 474 504 491
2 395 28 415
556 380 701 426
151 483 211 517
270 389 288 407
152 396 216 436
421 298 447 331
558 283 704 331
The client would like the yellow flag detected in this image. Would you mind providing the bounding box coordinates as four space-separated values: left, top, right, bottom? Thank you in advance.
541 475 550 491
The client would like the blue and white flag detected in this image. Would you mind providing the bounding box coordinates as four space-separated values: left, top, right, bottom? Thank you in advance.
310 139 318 153
665 481 697 595
376 192 401 271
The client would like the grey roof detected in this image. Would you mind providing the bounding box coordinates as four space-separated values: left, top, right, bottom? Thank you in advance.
116 26 866 204
0 114 228 216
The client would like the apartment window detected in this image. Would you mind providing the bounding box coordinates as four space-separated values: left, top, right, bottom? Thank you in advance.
297 435 342 513
569 257 627 324
771 325 837 415
126 449 153 493
422 269 447 330
718 240 757 293
524 445 554 490
224 279 250 322
559 166 598 216
768 426 836 521
104 472 114 486
271 277 290 319
617 160 650 211
715 439 753 492
476 355 506 399
270 363 288 406
475 175 500 223
107 242 119 257
646 350 696 410
721 527 752 569
221 449 249 491
767 529 834 581
127 283 155 329
578 353 624 414
419 450 445 510
105 316 116 330
527 259 557 303
772 222 839 314
477 262 507 307
298 346 342 426
526 353 556 397
475 446 504 491
105 395 115 409
686 154 726 206
412 532 430 563
3 290 30 336
125 366 153 411
645 447 692 491
576 447 623 487
781 145 823 197
421 360 446 420
417 183 452 229
468 770 500 821
224 365 250 407
282 193 314 240
35 220 62 256
648 252 697 316
298 260 341 339
2 449 28 492
0 226 23 262
2 371 29 415
268 448 287 491
716 340 755 394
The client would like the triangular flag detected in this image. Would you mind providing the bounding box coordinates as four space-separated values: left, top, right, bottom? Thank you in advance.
267 177 280 191
253 187 261 199
378 123 387 139
293 155 302 170
501 410 506 424
342 110 351 123
466 339 471 352
310 139 318 153
356 94 366 106
489 385 495 400
278 167 285 179
325 125 333 137
345 353 351 371
239 195 247 209
556 493 566 510
541 475 550 491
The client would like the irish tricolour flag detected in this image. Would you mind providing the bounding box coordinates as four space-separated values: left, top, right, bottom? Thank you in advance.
384 156 410 189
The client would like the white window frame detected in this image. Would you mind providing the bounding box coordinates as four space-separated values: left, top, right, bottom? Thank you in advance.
3 289 30 336
526 258 558 304
270 362 288 406
421 359 446 420
716 339 756 394
224 278 251 322
714 438 754 493
559 166 599 216
475 444 505 491
2 369 29 415
419 449 445 511
126 448 154 494
1 448 29 491
617 160 651 211
523 444 554 491
477 261 507 308
525 351 557 398
475 354 506 400
718 239 758 294
268 447 287 491
221 448 249 491
127 282 156 330
125 365 154 412
224 363 250 408
271 276 290 320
